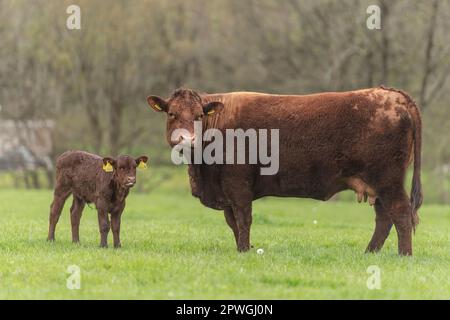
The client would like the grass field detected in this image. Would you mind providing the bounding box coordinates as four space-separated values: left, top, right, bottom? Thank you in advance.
0 187 449 299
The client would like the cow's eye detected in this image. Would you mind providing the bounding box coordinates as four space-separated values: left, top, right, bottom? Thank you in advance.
168 112 175 119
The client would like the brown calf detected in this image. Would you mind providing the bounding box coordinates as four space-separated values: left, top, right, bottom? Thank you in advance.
47 150 148 248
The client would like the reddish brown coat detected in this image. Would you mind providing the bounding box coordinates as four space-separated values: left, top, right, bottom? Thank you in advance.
147 86 422 255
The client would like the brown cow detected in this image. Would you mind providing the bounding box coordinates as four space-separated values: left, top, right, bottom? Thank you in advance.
146 86 422 255
47 151 148 248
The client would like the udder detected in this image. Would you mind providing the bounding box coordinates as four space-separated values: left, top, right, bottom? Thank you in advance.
344 177 377 205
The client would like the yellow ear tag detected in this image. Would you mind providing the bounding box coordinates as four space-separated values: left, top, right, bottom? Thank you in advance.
154 104 162 111
138 160 147 169
207 109 215 115
103 161 114 172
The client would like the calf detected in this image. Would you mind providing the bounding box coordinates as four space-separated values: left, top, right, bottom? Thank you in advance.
146 86 423 255
47 151 148 248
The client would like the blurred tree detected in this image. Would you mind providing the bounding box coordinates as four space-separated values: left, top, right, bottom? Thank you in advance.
0 0 449 200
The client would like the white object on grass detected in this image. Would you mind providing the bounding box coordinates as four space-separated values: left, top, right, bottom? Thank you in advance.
257 248 264 255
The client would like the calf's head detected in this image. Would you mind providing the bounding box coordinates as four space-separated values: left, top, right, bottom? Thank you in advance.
147 89 224 147
102 155 148 188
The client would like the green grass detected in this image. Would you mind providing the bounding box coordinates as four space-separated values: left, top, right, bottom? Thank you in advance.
0 188 449 299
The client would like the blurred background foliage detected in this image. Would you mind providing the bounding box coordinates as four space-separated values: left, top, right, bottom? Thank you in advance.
0 0 449 202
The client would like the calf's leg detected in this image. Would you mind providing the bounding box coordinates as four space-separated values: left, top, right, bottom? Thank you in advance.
224 207 239 247
70 197 85 243
47 188 71 241
97 210 110 248
366 199 393 253
110 211 123 248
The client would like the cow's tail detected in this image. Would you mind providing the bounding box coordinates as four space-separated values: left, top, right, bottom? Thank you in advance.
380 86 423 231
409 100 423 232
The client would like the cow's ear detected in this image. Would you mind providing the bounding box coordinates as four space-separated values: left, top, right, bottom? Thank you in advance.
203 101 224 116
102 157 116 172
147 96 168 112
135 155 148 169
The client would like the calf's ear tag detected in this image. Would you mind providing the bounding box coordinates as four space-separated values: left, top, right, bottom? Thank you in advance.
207 109 215 115
103 161 114 172
153 104 162 111
138 160 147 169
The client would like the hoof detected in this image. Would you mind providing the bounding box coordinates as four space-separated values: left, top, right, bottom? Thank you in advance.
237 246 250 252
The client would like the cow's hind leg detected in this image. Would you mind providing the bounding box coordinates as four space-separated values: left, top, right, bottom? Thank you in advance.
47 188 71 241
224 207 239 248
70 196 85 243
366 199 393 253
376 189 413 255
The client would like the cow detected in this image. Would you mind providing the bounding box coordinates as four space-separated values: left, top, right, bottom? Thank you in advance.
146 86 422 255
47 150 148 248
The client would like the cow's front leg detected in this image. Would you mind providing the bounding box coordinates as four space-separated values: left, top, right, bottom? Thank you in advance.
232 203 253 252
97 209 110 248
222 167 254 252
224 207 239 247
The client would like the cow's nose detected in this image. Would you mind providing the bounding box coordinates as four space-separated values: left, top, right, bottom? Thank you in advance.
180 134 196 145
127 176 136 183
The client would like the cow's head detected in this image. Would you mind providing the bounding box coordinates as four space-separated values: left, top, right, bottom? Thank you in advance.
102 155 148 189
147 89 224 147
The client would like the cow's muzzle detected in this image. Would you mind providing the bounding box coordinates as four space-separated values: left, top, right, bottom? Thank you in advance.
125 176 136 188
172 134 196 147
